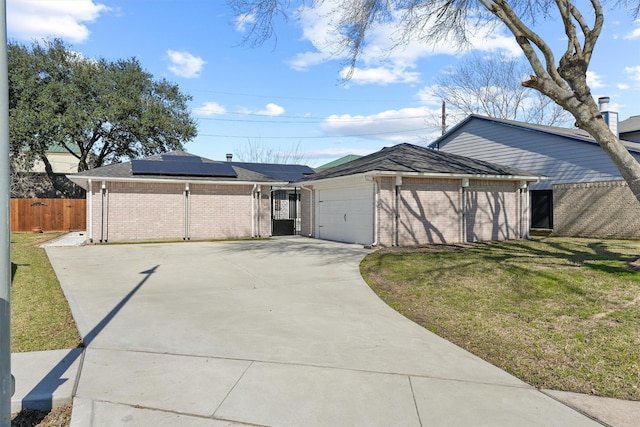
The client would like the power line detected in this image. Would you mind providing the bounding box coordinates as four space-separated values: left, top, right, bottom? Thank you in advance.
198 127 428 139
194 113 432 124
189 88 413 103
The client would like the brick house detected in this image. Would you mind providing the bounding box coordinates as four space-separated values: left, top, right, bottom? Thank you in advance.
432 98 640 239
297 143 542 246
68 145 542 246
68 152 314 243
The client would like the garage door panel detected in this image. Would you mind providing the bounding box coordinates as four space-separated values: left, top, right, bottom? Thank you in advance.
317 185 374 245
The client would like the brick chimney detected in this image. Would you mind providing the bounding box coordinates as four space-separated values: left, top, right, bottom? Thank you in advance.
598 96 619 137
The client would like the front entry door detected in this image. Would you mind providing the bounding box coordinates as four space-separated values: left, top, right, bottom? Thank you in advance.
272 190 299 236
531 190 553 229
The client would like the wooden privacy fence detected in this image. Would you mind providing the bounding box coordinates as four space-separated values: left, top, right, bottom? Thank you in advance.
11 198 86 232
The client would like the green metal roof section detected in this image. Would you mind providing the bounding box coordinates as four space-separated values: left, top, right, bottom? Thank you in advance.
46 143 81 154
316 155 362 170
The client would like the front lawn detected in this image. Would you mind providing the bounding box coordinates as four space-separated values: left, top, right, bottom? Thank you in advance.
360 237 640 401
11 232 82 352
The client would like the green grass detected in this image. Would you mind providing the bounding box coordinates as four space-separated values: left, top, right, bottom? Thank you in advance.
11 232 82 352
361 238 640 401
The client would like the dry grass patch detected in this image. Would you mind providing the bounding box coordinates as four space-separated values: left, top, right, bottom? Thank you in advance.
361 237 640 401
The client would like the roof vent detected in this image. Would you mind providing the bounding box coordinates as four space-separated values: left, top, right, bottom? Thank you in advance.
598 96 619 137
226 153 233 162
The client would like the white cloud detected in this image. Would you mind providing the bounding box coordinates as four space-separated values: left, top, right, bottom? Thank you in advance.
618 83 631 90
321 107 442 144
290 2 521 85
193 102 227 116
623 20 640 40
238 103 286 116
288 51 331 71
587 71 605 88
7 0 109 43
416 85 445 106
166 50 206 78
255 103 285 116
339 66 420 85
624 66 640 82
235 12 256 32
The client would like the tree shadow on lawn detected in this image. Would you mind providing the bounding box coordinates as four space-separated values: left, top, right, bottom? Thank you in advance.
473 238 640 275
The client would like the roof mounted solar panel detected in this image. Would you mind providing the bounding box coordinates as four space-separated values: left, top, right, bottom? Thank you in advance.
233 163 315 181
161 154 202 162
131 159 237 178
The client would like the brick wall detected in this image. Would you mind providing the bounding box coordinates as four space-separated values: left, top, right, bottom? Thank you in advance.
87 181 261 242
466 180 520 242
397 177 461 245
554 180 640 238
377 177 395 246
189 183 254 240
373 177 524 247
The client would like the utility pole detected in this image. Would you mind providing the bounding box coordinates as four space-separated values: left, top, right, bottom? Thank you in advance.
0 0 12 423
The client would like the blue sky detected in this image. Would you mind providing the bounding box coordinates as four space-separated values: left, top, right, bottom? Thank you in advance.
7 0 640 166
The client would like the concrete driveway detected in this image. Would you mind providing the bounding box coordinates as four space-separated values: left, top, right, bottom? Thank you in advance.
45 237 600 426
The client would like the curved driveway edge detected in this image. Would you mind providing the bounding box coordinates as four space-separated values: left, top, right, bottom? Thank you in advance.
44 237 600 426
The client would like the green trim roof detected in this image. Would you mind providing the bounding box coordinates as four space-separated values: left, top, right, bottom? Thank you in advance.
316 155 362 170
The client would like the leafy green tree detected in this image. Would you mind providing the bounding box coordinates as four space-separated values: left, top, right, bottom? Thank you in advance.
230 0 640 202
9 39 197 196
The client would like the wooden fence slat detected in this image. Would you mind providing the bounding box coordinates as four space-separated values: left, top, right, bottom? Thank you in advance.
10 198 86 232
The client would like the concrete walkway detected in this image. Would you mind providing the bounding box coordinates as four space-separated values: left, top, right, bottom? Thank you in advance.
12 237 639 425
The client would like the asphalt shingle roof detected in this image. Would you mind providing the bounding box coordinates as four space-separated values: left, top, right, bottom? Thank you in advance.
300 143 537 182
620 115 640 134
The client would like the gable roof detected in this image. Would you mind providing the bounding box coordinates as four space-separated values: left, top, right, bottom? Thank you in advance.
299 143 541 182
431 114 640 154
68 151 315 187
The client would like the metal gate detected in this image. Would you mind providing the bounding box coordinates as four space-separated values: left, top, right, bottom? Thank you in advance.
272 189 299 236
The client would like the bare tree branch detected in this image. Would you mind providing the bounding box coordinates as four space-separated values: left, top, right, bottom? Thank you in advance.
229 0 640 201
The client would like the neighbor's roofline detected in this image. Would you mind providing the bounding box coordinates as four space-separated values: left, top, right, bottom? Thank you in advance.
431 114 640 154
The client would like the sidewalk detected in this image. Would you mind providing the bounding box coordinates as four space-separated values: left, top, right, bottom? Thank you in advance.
11 348 640 426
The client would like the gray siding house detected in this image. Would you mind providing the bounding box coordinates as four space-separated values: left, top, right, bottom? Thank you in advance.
432 99 640 238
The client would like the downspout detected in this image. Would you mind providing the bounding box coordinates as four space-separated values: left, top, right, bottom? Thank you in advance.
461 178 469 243
100 181 107 243
184 183 190 240
364 176 378 246
519 180 528 239
88 179 93 243
268 187 273 236
294 187 298 235
251 184 257 237
300 184 313 237
395 176 402 246
257 185 261 237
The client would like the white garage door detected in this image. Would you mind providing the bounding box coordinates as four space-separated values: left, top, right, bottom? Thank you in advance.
316 184 374 244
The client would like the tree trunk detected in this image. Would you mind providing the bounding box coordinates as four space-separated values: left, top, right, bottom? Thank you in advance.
573 102 640 203
40 154 74 197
